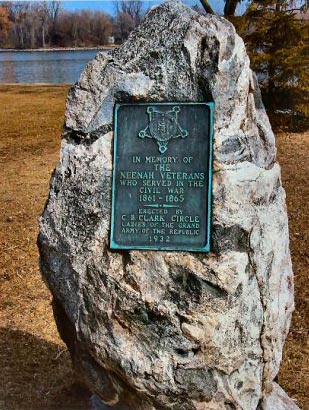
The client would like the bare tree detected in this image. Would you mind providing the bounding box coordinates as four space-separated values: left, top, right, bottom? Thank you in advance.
114 12 135 43
49 0 60 23
116 0 144 25
48 1 61 43
199 0 309 16
12 2 29 48
114 0 148 43
199 0 241 16
0 3 12 43
37 3 49 48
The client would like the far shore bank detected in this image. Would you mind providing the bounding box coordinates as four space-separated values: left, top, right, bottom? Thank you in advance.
0 46 117 52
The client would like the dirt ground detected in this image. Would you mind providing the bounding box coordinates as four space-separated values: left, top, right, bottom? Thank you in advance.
0 85 308 410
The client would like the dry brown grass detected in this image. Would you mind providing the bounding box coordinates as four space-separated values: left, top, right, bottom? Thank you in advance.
0 85 90 410
277 132 309 408
0 85 308 409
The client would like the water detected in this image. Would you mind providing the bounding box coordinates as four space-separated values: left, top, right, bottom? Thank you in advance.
0 49 109 84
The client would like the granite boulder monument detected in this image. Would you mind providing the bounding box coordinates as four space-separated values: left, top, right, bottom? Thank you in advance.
38 2 297 409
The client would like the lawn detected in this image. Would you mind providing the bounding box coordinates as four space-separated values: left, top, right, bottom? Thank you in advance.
0 85 308 409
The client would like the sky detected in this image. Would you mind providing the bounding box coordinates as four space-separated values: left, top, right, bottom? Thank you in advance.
11 0 248 16
62 0 225 15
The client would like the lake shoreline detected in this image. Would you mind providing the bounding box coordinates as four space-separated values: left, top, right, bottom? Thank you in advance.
0 46 117 53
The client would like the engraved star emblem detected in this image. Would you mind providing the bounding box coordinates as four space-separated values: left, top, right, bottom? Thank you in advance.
138 106 188 154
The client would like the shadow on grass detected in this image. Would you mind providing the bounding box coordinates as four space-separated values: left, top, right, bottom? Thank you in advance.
0 327 91 410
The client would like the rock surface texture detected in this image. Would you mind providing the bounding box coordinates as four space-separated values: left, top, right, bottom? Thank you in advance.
38 2 298 410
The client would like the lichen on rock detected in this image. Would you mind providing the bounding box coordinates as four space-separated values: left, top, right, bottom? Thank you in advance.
38 2 297 409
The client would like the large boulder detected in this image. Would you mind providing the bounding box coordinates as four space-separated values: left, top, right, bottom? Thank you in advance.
38 2 297 409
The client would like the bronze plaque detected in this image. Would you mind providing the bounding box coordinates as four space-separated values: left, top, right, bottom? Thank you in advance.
110 102 214 252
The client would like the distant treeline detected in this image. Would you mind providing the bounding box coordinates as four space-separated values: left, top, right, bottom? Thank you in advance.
0 1 145 48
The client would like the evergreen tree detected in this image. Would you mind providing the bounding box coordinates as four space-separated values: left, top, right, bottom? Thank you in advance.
234 0 309 105
229 0 309 129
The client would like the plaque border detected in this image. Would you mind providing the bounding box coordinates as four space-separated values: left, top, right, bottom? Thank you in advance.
110 102 214 252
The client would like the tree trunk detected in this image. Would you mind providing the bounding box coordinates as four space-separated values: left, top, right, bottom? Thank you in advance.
30 26 35 48
19 25 24 48
199 0 215 14
42 24 45 48
224 0 239 16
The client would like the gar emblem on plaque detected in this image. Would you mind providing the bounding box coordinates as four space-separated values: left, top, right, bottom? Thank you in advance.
138 106 188 153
